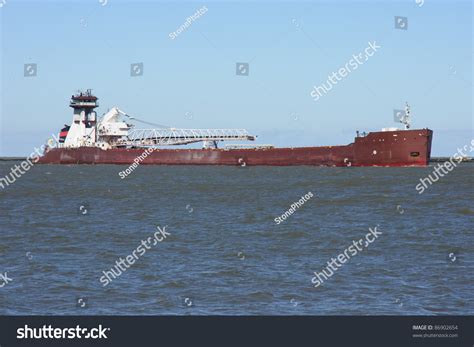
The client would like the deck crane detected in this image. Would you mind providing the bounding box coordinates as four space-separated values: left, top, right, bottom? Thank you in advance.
55 90 256 150
94 107 256 149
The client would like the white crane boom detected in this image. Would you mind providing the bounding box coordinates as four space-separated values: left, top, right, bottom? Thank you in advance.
121 128 256 146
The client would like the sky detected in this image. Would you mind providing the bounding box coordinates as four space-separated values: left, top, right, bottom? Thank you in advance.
0 0 472 156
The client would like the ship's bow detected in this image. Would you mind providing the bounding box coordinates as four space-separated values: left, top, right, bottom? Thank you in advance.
353 128 433 167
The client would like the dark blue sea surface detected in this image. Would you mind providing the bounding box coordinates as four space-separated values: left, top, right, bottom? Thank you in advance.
0 162 472 315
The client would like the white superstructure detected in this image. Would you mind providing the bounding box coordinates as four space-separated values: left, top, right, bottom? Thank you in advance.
59 90 256 149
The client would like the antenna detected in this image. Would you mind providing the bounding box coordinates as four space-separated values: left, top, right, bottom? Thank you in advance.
393 102 411 130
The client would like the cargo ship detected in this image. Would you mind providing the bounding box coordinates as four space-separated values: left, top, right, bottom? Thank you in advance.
38 91 433 166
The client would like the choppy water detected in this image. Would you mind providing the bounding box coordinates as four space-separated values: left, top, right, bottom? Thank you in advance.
0 162 473 315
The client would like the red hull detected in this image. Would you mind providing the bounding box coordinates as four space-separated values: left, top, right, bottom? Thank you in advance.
38 129 433 167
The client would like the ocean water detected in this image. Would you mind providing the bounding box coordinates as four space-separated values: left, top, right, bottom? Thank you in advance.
0 162 472 315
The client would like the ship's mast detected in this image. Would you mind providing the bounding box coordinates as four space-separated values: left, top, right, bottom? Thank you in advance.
403 102 411 130
393 102 412 130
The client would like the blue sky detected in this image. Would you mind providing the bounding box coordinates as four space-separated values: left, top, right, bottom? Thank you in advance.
0 0 472 156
